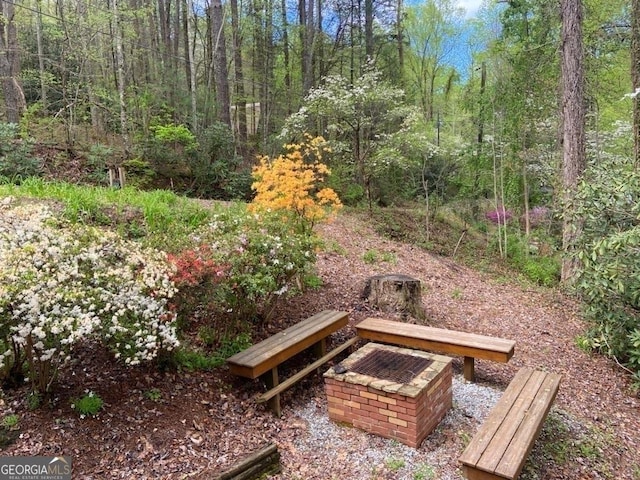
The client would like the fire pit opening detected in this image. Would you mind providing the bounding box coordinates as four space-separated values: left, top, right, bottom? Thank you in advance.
349 348 433 384
324 343 452 448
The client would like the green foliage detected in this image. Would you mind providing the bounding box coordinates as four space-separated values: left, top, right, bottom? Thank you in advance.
280 67 436 206
573 154 640 376
413 463 435 480
26 392 42 410
0 123 41 182
122 158 156 189
134 121 251 200
191 123 252 200
168 335 252 372
1 414 19 430
136 123 198 185
502 233 560 287
151 124 198 150
0 179 212 251
303 273 324 290
186 207 320 325
362 249 397 265
363 250 379 264
384 457 405 472
71 391 104 417
86 144 112 185
197 325 218 347
215 333 252 360
144 388 162 402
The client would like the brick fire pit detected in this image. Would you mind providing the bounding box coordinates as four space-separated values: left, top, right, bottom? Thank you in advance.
324 342 452 448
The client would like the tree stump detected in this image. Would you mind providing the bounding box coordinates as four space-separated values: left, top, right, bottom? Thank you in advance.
363 274 425 320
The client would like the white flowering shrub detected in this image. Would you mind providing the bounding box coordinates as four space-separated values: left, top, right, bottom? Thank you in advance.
0 200 179 394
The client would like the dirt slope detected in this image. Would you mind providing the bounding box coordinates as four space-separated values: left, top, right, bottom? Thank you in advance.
1 212 638 479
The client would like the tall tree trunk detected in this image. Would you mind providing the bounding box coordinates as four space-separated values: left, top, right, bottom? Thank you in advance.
560 0 586 283
212 0 232 127
112 0 131 157
35 0 47 113
364 0 373 60
316 0 323 82
231 0 247 145
632 0 640 165
0 0 27 123
280 0 291 115
183 0 197 129
300 0 314 94
396 0 404 85
261 0 274 140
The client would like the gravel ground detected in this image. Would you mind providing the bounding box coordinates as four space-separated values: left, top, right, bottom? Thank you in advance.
274 376 503 480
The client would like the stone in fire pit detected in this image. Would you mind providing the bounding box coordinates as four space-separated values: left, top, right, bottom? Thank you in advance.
324 342 452 448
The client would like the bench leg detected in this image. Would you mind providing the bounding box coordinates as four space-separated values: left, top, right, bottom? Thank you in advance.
313 338 327 357
261 367 281 416
313 338 327 373
463 357 475 382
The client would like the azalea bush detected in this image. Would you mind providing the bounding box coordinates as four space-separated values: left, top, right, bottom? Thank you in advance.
0 200 179 395
168 245 227 332
249 135 342 235
186 207 320 326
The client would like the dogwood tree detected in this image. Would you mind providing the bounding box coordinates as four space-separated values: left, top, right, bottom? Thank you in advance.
280 66 436 207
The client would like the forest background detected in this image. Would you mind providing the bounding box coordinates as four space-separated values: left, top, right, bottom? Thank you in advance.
1 0 640 383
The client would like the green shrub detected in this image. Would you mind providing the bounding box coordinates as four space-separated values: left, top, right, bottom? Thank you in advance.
168 334 251 372
1 414 19 430
363 249 379 264
169 349 223 371
71 392 104 417
573 154 640 376
502 233 560 287
521 256 560 287
86 144 112 185
0 123 40 182
122 158 156 189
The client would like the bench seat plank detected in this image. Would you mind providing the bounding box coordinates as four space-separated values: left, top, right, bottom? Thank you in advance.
494 373 561 478
459 368 534 466
477 370 548 473
459 368 561 480
227 310 349 379
355 318 515 363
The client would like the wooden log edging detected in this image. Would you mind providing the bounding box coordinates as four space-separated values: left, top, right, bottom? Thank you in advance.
214 443 281 480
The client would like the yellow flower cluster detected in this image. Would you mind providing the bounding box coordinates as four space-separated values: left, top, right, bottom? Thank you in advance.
250 135 342 233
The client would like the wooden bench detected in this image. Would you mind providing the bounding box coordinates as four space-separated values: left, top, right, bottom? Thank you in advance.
459 368 561 480
355 317 515 381
227 310 354 416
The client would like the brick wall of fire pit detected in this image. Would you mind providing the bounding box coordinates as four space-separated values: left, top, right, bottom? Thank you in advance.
324 342 452 448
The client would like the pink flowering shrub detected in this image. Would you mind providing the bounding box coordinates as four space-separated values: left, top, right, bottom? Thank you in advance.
485 206 513 225
167 246 227 332
528 206 550 228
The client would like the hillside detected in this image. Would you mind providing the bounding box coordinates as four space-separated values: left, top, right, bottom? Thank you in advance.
1 209 638 479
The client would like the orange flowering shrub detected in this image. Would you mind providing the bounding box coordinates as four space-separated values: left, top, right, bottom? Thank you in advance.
250 135 342 234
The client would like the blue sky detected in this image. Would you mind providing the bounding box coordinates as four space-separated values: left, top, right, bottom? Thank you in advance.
456 0 483 18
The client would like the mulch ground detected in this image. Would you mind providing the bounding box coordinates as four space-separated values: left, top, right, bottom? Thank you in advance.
1 212 639 479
